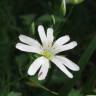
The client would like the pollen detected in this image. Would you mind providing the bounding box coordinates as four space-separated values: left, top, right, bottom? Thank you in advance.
42 50 53 60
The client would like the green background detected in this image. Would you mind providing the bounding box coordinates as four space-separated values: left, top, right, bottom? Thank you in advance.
0 0 96 96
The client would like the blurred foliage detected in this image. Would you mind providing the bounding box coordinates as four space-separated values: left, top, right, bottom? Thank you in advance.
0 0 96 96
68 89 82 96
7 92 22 96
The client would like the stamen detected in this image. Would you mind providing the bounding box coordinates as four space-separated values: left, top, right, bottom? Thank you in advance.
41 50 53 60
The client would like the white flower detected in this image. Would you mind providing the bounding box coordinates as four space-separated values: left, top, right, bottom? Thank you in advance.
16 25 80 80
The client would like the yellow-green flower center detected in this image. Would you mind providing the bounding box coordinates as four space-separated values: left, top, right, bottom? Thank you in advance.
42 50 53 60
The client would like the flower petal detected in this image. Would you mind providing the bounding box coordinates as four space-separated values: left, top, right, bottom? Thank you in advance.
53 35 70 47
38 25 47 47
53 41 77 54
51 56 73 78
38 58 49 80
27 57 45 76
47 28 54 46
16 43 42 54
55 55 80 71
19 34 41 47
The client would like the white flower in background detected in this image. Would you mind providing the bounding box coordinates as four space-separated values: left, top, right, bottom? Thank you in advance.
16 25 80 80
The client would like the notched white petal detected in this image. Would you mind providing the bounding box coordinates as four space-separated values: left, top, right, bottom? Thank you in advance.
38 25 45 33
53 35 70 47
19 34 41 47
27 56 49 80
16 43 42 54
55 55 80 71
62 41 77 50
38 59 49 80
47 28 54 46
53 41 77 54
27 57 44 76
38 25 47 47
51 57 73 78
71 41 77 47
47 28 53 33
